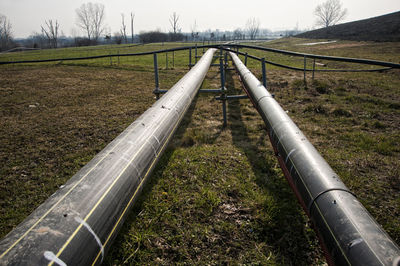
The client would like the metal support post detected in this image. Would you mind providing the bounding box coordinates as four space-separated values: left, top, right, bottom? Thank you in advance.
195 44 198 63
220 49 227 127
202 41 205 53
224 52 228 69
304 55 307 85
261 57 267 88
216 95 248 100
189 48 192 69
312 58 316 81
153 53 160 99
244 53 248 66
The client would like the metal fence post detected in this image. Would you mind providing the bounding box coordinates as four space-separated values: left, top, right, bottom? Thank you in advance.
189 48 192 69
304 55 307 84
261 57 267 88
224 52 228 69
220 48 227 127
153 53 160 99
312 58 316 81
195 44 198 64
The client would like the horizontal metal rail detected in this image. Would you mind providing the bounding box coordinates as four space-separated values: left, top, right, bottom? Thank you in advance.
0 49 216 265
231 49 392 72
229 51 400 266
2 43 400 72
226 44 400 69
0 45 217 65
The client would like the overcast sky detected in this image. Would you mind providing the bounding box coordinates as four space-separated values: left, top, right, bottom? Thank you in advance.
1 0 399 38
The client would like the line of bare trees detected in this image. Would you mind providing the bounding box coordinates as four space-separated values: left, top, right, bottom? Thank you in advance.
115 12 134 44
41 20 59 48
2 0 348 50
75 2 106 43
0 14 13 51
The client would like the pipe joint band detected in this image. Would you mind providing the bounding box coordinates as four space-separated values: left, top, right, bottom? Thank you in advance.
308 188 357 215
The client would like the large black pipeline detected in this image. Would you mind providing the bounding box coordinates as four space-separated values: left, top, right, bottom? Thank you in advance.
229 51 400 266
0 49 216 265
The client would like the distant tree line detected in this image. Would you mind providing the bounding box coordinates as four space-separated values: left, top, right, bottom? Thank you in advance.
0 13 14 51
1 0 346 51
139 31 185 43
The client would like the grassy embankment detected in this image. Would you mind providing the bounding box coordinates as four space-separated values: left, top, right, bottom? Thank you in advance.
0 38 399 265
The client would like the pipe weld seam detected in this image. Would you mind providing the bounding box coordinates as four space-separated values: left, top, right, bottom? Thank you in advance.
256 95 273 105
307 188 357 215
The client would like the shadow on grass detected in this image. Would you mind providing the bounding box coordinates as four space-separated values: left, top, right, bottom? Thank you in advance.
225 70 322 265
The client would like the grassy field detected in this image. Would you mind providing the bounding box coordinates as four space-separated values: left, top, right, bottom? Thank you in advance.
0 38 399 265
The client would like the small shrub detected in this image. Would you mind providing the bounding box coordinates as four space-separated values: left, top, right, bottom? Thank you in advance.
181 130 195 147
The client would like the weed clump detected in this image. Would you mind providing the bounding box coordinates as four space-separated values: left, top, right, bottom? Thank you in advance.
180 128 214 146
292 79 307 90
332 108 352 117
312 80 331 94
373 121 386 129
303 104 328 114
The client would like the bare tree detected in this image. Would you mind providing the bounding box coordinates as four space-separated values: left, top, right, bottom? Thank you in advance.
41 20 59 48
246 17 260 40
233 28 243 40
29 32 47 48
0 14 13 51
190 20 198 41
113 32 123 44
120 13 127 43
169 12 181 34
131 12 135 43
314 0 347 28
76 2 106 43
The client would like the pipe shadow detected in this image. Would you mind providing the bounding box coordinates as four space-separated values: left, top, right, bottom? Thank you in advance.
225 70 323 265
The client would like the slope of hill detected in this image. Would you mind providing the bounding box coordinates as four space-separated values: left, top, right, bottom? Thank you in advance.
297 11 400 42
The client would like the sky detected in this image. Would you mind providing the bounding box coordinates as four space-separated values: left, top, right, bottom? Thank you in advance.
1 0 399 38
